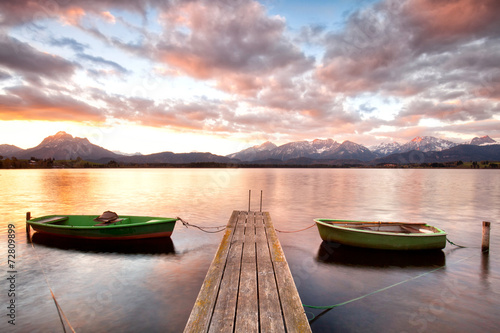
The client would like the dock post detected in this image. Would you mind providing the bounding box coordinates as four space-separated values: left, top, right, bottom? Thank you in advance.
26 212 31 241
260 190 263 212
248 190 251 212
482 221 491 253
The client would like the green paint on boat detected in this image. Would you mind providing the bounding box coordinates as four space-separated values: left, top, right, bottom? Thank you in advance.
27 215 178 240
314 219 447 250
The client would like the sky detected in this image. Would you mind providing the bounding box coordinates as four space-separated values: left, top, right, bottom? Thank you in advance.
1 0 499 155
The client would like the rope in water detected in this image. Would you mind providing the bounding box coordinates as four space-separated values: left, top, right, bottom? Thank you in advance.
275 223 316 233
446 237 470 248
303 252 477 321
177 217 227 233
29 240 76 333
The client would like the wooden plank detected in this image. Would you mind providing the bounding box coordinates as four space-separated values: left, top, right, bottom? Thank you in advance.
255 213 286 333
264 212 312 333
235 212 259 332
184 211 239 333
185 211 311 333
208 212 246 333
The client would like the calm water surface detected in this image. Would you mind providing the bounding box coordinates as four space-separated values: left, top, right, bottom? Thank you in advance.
1 168 499 332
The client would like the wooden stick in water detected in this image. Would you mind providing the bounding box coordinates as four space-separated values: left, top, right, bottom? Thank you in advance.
482 221 491 253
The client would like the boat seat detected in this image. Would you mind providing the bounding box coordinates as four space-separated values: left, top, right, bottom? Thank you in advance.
94 218 124 227
34 216 68 224
401 225 422 233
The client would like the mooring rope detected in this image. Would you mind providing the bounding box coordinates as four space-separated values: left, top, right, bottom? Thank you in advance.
303 252 477 321
275 223 316 233
29 241 76 333
176 217 227 233
446 237 470 248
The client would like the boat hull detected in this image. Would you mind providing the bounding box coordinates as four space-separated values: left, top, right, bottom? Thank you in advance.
27 215 177 240
314 219 446 250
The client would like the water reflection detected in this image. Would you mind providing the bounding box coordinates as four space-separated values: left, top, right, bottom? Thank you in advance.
481 252 490 290
2 169 499 332
316 241 445 268
31 233 176 255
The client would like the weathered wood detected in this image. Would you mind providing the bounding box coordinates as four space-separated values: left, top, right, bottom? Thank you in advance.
256 213 286 333
26 212 31 238
208 213 246 333
482 221 491 253
184 210 311 333
264 212 312 333
235 212 259 332
183 211 239 333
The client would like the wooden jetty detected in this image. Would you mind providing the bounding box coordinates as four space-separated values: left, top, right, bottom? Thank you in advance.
184 210 311 333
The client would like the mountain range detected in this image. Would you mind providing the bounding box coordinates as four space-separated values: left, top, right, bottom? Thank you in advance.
1 132 499 165
227 135 498 163
227 139 378 162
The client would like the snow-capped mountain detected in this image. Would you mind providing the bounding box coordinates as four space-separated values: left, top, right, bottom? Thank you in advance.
311 138 340 154
228 139 342 161
267 139 341 161
399 136 458 153
370 136 459 157
369 142 402 157
323 140 377 161
227 138 378 162
2 132 498 165
226 141 277 161
470 135 497 145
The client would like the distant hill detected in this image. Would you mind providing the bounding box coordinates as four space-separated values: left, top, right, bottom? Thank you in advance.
1 132 499 166
0 144 24 157
370 136 458 157
372 145 500 165
118 151 237 164
322 140 377 161
0 131 237 164
470 135 497 145
15 131 121 162
227 139 376 162
226 141 277 161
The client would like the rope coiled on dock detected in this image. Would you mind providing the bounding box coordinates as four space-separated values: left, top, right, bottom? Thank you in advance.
177 217 227 233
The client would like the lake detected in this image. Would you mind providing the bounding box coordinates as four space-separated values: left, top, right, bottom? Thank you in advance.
1 168 499 332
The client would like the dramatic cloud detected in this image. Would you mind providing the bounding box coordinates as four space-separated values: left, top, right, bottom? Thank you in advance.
0 85 104 121
149 0 313 97
77 53 129 75
1 0 499 151
0 35 76 82
49 37 89 53
318 0 500 93
0 70 11 81
0 0 149 27
315 0 500 138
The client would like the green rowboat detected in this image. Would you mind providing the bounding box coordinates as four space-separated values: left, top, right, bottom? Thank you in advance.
27 214 178 240
314 219 447 250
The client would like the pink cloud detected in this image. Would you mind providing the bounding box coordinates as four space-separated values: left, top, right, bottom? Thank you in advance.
152 0 312 96
0 35 76 81
404 0 500 50
0 85 104 122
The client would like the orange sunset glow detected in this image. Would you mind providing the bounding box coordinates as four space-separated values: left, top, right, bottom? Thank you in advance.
1 0 499 155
